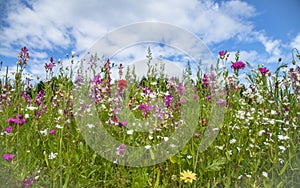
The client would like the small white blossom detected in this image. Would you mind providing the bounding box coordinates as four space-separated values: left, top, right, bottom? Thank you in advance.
24 114 29 119
215 145 224 150
262 171 268 177
230 139 237 144
187 155 192 159
279 146 286 151
58 109 63 115
278 135 289 140
48 152 58 159
163 137 169 142
258 130 265 136
145 145 151 149
127 129 134 135
238 175 243 179
55 124 63 129
148 135 153 140
40 128 48 136
27 106 38 111
86 124 95 129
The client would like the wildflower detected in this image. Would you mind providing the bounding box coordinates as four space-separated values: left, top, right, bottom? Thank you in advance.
258 67 270 76
127 129 134 135
86 124 95 129
219 50 227 59
3 153 14 161
279 146 286 151
215 145 224 150
165 95 173 108
145 145 151 149
117 79 127 91
202 74 209 89
230 139 237 144
121 121 128 126
180 170 197 183
231 61 246 71
187 155 192 159
40 128 48 136
48 152 58 159
262 171 268 177
49 129 55 134
23 178 35 187
164 137 169 142
55 124 63 129
5 126 12 133
116 144 126 155
194 133 200 138
278 135 289 140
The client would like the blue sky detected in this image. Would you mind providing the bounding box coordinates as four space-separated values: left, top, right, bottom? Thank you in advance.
0 0 299 81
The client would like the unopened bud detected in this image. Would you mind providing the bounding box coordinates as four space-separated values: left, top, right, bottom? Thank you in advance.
292 60 296 65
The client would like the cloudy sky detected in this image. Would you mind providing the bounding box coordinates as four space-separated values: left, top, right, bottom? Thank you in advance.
0 0 299 81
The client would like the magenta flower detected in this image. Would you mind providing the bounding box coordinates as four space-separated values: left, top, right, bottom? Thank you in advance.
258 67 270 76
121 121 128 126
49 129 56 134
3 153 14 161
231 61 246 71
202 74 209 89
194 133 200 138
219 50 227 59
5 126 12 133
23 178 35 187
165 95 173 108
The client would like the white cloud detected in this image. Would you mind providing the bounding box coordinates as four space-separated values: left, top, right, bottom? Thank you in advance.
0 0 257 57
290 33 300 50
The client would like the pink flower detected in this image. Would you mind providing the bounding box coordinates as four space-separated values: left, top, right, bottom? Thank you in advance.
231 61 246 71
5 126 12 133
258 67 270 76
194 133 200 138
219 50 228 59
3 153 14 161
23 178 35 187
49 129 55 134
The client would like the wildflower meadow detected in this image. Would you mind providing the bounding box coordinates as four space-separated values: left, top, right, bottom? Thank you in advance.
0 46 300 187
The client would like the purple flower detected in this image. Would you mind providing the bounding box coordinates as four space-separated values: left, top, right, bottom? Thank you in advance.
219 50 227 59
193 94 198 101
177 83 184 95
49 129 56 134
165 95 173 108
5 126 12 133
206 95 211 101
23 178 35 187
202 74 209 89
3 153 14 161
231 61 246 71
258 67 270 76
180 99 185 104
194 133 200 138
116 144 126 155
121 121 128 126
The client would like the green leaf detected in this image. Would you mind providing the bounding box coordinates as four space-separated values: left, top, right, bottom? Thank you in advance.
205 157 226 172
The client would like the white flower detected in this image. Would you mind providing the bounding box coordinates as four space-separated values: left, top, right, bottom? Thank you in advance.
40 128 48 136
127 129 134 135
228 150 232 155
258 130 265 136
55 124 63 129
148 135 153 140
27 106 37 111
48 152 58 159
230 139 236 144
71 51 75 57
238 175 243 179
256 95 264 104
163 137 169 142
278 135 289 140
187 155 192 159
58 109 63 115
245 174 252 178
86 124 95 129
24 114 29 119
279 146 286 151
215 145 224 150
145 145 151 149
170 144 176 148
262 171 268 177
270 110 277 115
